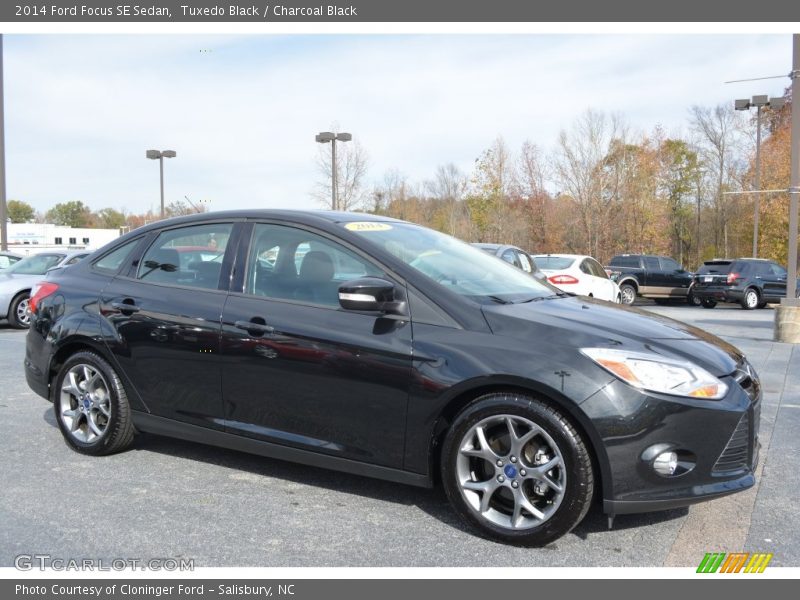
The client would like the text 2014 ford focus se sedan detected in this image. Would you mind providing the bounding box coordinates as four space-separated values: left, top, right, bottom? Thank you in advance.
25 211 760 546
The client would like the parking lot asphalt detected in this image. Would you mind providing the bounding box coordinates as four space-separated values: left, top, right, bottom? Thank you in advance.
1 302 797 568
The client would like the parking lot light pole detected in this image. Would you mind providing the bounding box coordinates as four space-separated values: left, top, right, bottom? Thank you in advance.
735 95 785 258
775 34 800 342
146 149 177 219
315 131 352 211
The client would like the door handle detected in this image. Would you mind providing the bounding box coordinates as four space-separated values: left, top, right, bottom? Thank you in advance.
111 300 140 313
234 320 275 335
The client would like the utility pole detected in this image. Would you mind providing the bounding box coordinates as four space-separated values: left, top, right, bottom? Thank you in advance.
0 35 8 252
776 34 800 342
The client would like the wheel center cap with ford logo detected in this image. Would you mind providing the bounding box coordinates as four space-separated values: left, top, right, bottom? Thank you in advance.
82 397 91 410
503 464 518 479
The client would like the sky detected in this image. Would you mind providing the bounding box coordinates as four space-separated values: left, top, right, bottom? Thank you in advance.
3 34 794 216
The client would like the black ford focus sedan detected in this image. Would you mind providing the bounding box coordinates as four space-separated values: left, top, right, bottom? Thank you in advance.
25 211 760 546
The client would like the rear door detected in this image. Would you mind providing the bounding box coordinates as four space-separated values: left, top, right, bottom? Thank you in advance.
763 262 788 300
99 220 238 429
219 222 414 468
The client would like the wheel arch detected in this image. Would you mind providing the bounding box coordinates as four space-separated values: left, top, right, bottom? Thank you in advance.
47 336 110 400
427 379 612 506
617 277 639 291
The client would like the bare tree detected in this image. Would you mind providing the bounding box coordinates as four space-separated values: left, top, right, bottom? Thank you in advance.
426 163 467 235
313 138 369 211
553 110 625 258
688 104 745 257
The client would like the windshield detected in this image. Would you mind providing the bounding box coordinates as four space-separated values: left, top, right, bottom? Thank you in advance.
345 221 559 303
5 254 63 275
533 256 576 270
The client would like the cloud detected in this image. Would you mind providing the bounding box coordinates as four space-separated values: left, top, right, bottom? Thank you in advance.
3 34 792 215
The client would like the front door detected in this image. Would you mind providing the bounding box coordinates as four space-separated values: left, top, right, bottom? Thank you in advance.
219 222 413 468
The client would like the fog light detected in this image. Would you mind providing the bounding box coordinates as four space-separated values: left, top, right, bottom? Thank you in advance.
653 451 678 476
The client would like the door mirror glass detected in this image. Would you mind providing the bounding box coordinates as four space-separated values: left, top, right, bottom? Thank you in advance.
338 277 406 315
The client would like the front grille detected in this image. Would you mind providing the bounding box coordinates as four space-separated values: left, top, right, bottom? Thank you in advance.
713 413 750 473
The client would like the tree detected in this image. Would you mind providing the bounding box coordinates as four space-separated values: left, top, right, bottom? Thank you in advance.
46 201 92 227
94 207 126 229
7 199 35 223
466 137 513 242
426 163 467 236
313 137 369 211
689 104 745 258
658 139 700 264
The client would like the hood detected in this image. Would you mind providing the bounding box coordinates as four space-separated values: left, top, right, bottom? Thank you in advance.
482 296 742 377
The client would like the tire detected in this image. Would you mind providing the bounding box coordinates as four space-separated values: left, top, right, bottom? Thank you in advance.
441 392 594 547
701 298 717 309
53 351 135 456
619 283 636 306
741 288 759 310
8 291 31 329
687 291 702 307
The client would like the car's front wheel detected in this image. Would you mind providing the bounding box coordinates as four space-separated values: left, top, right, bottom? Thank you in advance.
53 351 135 456
441 393 594 546
8 291 31 329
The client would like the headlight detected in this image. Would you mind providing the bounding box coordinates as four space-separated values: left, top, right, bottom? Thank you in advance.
581 347 728 400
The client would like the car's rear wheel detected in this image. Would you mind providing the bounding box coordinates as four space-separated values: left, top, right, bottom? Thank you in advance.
687 291 702 306
741 288 759 310
701 298 717 309
53 351 135 456
619 283 636 306
441 393 593 546
8 292 31 329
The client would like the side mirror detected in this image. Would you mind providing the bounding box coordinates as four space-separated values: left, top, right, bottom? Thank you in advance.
338 277 406 316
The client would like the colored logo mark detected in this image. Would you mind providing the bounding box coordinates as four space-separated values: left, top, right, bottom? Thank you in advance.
696 552 773 573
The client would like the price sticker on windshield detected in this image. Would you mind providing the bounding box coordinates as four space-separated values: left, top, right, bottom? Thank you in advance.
344 222 393 232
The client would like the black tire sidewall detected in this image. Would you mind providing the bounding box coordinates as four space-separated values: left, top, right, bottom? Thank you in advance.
9 292 31 329
53 351 130 455
441 394 593 546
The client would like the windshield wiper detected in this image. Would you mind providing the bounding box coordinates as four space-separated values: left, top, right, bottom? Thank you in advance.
519 293 570 303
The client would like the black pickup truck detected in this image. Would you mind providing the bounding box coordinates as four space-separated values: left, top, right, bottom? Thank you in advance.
607 254 696 306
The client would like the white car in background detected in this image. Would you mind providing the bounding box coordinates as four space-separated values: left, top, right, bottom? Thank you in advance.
533 254 621 303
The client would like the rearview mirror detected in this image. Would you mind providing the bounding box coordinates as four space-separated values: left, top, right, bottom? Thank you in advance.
338 277 406 316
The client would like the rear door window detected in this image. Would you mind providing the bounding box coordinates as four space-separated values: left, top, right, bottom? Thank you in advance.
643 256 660 270
610 255 640 268
137 223 233 290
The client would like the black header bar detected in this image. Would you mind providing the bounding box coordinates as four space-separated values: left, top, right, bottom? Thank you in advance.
3 0 800 23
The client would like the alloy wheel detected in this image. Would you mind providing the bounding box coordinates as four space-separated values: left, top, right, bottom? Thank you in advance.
16 297 31 326
620 285 636 305
455 414 566 530
745 289 759 309
58 364 112 444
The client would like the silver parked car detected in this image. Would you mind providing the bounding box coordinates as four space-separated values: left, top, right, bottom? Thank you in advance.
0 251 89 328
0 251 23 271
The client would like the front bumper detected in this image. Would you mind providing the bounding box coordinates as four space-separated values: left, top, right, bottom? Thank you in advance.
581 363 761 515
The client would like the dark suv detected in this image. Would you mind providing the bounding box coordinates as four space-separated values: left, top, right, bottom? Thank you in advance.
692 258 793 309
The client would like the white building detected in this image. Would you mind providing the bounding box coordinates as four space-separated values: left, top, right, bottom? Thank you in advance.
4 223 123 255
